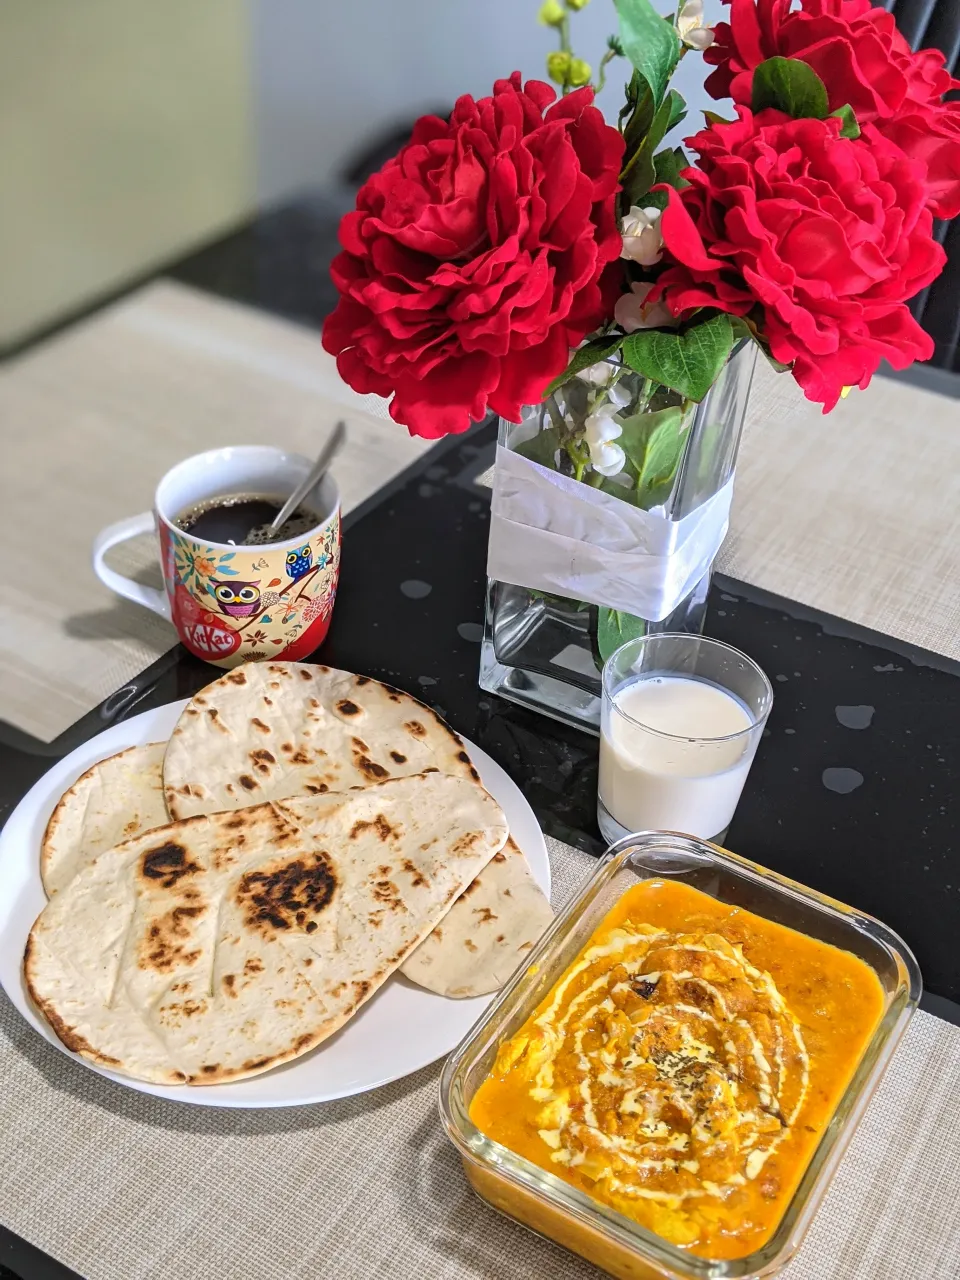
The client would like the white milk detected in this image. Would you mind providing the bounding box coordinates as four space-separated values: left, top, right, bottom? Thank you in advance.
599 675 757 839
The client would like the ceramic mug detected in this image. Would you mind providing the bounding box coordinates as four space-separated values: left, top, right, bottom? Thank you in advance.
93 445 341 666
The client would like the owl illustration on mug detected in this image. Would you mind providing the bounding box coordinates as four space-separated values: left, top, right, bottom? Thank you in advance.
211 580 262 617
285 544 313 583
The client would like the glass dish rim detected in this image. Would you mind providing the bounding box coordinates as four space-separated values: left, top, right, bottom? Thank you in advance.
602 634 775 744
439 831 921 1279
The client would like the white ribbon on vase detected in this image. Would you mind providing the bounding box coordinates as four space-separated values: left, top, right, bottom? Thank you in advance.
486 445 734 622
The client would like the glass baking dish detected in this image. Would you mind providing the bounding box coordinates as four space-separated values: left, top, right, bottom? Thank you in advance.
439 832 921 1280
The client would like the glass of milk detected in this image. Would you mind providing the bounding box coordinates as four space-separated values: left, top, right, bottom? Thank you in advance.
598 633 773 845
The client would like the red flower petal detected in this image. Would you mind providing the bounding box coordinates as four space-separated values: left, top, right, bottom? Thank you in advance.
656 107 946 410
323 72 623 437
703 0 960 217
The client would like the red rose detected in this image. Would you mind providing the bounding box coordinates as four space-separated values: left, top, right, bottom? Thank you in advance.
654 109 946 410
704 0 960 218
322 73 624 438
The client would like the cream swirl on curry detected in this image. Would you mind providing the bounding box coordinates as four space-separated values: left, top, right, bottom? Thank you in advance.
471 880 883 1259
499 925 810 1209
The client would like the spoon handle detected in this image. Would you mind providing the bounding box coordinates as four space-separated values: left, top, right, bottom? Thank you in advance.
268 420 346 537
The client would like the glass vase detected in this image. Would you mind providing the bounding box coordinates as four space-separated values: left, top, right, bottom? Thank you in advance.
480 340 757 734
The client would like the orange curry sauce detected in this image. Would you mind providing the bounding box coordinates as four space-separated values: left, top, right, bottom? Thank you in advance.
470 880 884 1261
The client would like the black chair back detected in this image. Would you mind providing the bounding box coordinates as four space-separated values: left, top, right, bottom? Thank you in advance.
886 0 960 373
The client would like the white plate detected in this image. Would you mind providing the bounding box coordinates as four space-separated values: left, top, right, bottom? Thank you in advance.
0 699 549 1108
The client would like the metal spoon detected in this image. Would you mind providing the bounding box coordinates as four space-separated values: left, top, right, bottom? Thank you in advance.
261 420 346 541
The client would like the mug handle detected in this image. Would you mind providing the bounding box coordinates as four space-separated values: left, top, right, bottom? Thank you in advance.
92 514 171 621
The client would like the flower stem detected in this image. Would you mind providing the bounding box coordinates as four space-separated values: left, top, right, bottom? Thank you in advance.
563 437 590 482
639 377 655 412
595 46 618 95
545 394 566 437
560 14 571 94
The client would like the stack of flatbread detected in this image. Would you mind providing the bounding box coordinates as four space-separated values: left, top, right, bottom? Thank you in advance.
25 664 553 1087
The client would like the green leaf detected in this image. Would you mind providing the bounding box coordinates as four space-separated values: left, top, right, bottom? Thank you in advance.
622 313 735 402
620 70 654 148
543 336 625 397
830 103 860 139
598 478 641 506
667 89 687 131
622 89 681 208
616 406 687 505
597 608 648 664
638 409 687 492
617 405 678 470
623 87 655 164
752 57 828 120
514 426 562 470
618 67 639 127
703 109 734 126
615 0 680 107
652 145 689 191
642 187 670 213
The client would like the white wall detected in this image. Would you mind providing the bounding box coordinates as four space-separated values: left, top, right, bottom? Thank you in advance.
0 0 253 349
253 0 725 205
0 1 724 348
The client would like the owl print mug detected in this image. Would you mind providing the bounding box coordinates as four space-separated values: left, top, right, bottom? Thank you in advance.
93 446 341 666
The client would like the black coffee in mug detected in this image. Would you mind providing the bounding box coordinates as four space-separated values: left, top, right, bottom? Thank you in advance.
174 493 318 546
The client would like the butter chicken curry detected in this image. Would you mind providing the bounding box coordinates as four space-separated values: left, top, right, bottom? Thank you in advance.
470 880 884 1261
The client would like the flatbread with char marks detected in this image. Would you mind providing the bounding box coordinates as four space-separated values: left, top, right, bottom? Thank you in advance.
25 773 508 1085
162 662 478 819
41 744 169 895
400 837 553 997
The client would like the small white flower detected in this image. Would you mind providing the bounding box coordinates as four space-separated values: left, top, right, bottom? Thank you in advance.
584 404 626 476
577 360 616 386
677 0 715 50
614 281 675 333
592 443 627 476
620 205 664 266
607 381 633 410
584 402 621 442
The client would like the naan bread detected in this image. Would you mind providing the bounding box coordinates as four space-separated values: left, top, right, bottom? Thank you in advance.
163 662 477 819
25 773 508 1085
400 838 554 997
41 744 169 896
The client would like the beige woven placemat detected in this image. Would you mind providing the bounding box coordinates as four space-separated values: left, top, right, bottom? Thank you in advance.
0 281 430 742
0 834 957 1280
720 359 960 658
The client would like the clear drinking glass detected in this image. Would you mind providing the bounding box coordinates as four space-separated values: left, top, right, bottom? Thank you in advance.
598 633 773 845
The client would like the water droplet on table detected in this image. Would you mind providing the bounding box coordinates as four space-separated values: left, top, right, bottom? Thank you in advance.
822 767 864 795
835 705 875 730
400 579 432 599
457 622 483 642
